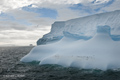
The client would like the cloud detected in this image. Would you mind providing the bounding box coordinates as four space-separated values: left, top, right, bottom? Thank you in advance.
0 20 28 30
101 0 120 11
0 8 54 30
0 0 118 13
69 0 116 15
0 28 50 46
0 0 119 46
9 8 56 24
0 0 118 20
22 4 58 19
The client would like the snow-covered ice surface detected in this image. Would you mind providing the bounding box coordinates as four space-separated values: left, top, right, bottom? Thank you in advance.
21 10 120 70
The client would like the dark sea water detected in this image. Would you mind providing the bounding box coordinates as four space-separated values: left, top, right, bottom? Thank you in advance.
0 46 120 80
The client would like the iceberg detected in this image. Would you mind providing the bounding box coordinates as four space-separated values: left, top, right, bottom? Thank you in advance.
21 10 120 70
21 25 120 70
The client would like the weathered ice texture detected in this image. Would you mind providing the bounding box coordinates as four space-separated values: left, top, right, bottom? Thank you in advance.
37 10 120 45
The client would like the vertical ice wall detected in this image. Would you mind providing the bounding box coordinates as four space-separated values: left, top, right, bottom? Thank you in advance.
37 22 65 45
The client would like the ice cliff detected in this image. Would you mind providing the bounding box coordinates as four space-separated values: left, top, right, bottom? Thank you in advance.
37 10 120 45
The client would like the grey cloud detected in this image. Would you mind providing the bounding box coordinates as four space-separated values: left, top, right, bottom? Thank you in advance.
29 18 54 26
0 20 27 30
0 9 52 31
101 0 120 11
6 9 54 29
0 29 49 46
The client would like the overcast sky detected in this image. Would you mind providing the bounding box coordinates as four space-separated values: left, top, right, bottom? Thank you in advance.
0 0 120 46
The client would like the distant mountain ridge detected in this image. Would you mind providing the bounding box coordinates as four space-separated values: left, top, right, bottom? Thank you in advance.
37 10 120 45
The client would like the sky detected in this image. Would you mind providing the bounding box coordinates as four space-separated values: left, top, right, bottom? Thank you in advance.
0 0 120 46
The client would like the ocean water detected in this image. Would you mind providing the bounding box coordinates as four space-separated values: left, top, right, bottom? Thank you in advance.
0 46 120 80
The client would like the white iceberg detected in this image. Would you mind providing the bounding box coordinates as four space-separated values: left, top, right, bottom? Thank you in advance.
21 25 120 70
